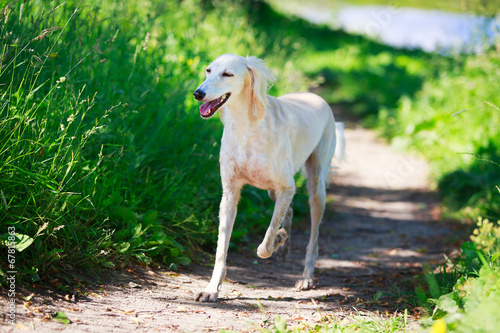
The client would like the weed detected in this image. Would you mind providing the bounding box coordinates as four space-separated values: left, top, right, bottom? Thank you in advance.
423 218 500 331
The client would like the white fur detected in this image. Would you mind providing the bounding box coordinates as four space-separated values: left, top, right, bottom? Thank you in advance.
194 54 345 302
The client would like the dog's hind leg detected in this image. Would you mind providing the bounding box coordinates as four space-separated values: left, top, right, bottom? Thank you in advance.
268 190 293 258
257 186 295 259
296 152 326 290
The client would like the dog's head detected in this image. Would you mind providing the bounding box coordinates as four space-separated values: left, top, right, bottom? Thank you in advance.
193 54 275 120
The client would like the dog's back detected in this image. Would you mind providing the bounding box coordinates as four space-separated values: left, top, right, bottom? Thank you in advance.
268 92 337 179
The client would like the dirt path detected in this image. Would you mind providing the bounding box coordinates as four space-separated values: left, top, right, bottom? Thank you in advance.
5 117 454 332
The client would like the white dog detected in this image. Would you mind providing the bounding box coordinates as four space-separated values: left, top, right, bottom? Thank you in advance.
193 54 344 302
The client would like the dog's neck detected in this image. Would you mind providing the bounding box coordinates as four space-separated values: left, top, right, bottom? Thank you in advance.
220 90 264 148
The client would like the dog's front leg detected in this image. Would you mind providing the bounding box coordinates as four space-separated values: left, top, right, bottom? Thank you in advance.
257 186 295 259
195 183 242 302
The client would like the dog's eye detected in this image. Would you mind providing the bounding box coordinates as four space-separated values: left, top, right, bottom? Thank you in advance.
206 68 211 74
222 72 234 77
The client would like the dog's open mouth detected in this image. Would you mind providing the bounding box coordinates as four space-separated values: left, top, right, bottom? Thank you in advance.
200 93 231 118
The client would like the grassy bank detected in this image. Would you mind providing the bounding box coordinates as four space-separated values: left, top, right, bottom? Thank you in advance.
0 0 311 284
378 51 500 220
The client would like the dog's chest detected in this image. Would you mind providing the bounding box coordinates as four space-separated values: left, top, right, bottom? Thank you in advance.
221 142 279 190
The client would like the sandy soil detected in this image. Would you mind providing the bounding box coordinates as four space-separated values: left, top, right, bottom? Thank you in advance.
2 115 456 332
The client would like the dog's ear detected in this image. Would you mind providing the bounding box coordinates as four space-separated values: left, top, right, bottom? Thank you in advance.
245 56 276 120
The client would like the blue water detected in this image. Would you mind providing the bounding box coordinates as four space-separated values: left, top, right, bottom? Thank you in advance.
289 5 499 53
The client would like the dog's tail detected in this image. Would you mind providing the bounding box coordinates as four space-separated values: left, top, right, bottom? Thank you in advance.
325 122 346 188
334 122 346 163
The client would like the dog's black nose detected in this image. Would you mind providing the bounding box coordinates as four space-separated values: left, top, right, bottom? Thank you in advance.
193 89 206 101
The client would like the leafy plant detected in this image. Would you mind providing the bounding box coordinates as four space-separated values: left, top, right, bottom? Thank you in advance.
425 218 500 332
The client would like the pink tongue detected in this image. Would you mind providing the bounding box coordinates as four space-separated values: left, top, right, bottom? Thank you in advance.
200 99 219 116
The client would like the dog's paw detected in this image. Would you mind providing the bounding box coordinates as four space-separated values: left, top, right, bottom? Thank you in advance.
273 229 288 250
257 229 288 259
295 278 314 290
194 290 218 302
256 244 272 259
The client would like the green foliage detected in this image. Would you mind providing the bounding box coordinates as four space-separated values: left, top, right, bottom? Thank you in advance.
378 51 500 219
425 218 500 332
0 0 299 283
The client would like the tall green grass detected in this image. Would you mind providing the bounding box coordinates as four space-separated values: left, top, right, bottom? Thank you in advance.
0 0 206 280
0 0 309 283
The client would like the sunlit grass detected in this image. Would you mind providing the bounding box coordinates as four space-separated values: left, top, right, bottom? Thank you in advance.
0 0 286 282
